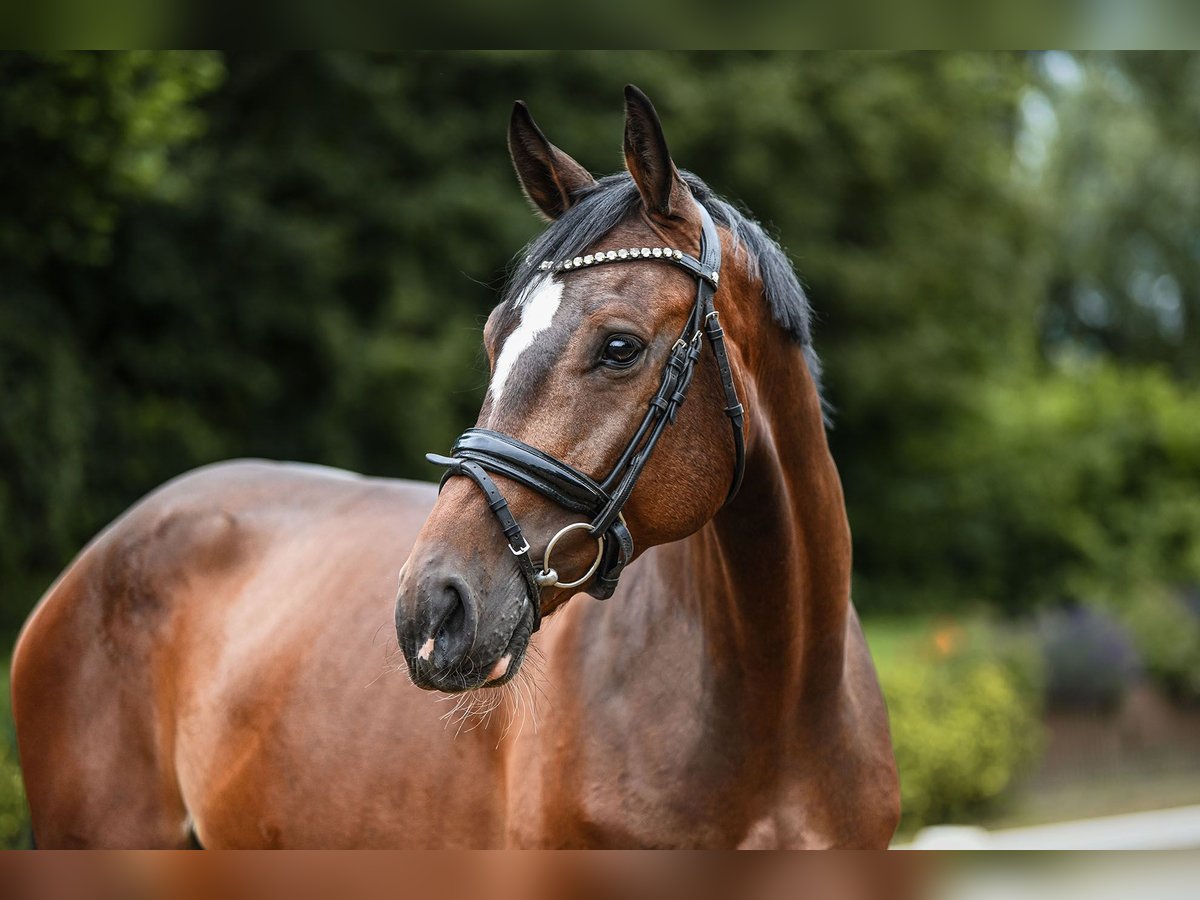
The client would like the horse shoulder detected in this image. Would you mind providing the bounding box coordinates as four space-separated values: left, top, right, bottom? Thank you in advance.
771 608 900 848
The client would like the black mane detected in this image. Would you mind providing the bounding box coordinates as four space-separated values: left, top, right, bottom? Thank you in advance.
501 171 823 395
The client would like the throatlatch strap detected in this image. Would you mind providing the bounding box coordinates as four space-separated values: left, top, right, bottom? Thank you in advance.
703 304 746 501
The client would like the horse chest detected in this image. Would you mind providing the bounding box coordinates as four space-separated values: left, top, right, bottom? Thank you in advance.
510 742 791 849
507 675 788 847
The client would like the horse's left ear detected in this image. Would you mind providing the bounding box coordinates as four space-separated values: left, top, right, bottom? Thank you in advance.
623 85 695 221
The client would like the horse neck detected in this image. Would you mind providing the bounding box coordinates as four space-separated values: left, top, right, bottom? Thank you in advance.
684 321 851 713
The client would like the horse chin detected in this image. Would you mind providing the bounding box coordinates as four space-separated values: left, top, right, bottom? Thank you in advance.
476 601 536 689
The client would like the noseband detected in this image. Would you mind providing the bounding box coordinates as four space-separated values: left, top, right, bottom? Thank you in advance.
427 205 745 631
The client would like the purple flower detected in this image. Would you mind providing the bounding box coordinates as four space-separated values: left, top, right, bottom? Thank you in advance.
1037 605 1142 710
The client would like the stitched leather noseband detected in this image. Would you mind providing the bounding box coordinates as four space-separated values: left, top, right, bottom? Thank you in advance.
427 205 745 632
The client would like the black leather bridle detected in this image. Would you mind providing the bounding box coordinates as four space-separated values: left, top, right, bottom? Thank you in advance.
427 205 745 632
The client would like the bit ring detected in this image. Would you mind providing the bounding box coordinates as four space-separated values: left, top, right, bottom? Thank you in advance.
535 522 604 589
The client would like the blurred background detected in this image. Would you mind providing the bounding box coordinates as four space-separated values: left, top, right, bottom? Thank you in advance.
1 51 1199 848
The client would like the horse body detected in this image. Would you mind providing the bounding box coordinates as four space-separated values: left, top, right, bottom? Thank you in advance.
12 87 898 848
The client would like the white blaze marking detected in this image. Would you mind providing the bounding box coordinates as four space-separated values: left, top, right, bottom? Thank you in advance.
417 637 434 661
489 277 563 407
488 654 512 682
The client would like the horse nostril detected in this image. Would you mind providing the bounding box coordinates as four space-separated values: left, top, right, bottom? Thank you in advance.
435 582 468 655
428 577 474 671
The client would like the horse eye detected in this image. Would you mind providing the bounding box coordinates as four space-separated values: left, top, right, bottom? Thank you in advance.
601 335 644 368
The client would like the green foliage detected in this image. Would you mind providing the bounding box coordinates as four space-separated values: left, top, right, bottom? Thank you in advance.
1037 53 1200 378
0 750 23 850
927 361 1200 613
0 52 222 266
0 662 29 849
875 620 1044 830
1121 588 1200 701
0 52 224 609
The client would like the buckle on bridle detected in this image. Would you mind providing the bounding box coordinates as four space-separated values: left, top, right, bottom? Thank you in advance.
510 538 531 556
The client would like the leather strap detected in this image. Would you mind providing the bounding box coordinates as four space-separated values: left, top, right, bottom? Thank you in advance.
703 306 746 502
449 429 607 514
591 515 634 600
427 455 544 629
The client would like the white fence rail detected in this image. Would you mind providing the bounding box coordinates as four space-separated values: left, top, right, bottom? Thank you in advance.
903 803 1200 849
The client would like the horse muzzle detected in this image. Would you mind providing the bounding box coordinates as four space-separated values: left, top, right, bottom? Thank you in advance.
395 553 536 693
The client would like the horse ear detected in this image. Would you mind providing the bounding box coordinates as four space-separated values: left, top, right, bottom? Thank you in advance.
508 101 596 221
623 84 694 220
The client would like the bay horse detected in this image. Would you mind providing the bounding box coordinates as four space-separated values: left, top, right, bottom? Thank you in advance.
11 86 899 848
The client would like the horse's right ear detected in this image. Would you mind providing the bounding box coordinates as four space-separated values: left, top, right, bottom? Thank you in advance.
508 101 596 221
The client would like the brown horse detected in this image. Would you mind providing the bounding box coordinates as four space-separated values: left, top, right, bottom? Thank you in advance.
11 87 899 848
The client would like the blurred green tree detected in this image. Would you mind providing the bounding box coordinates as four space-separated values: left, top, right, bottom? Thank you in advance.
0 51 222 610
1038 52 1200 377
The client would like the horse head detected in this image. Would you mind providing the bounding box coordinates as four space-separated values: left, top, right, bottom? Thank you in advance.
395 87 756 692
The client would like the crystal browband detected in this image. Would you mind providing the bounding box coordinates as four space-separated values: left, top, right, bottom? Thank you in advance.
540 246 719 283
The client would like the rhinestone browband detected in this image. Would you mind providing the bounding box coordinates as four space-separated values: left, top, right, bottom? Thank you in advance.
539 246 718 283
